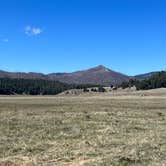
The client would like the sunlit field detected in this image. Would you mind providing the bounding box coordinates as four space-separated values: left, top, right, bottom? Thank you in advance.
0 91 166 166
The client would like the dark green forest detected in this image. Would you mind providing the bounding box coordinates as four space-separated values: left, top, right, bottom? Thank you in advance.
119 71 166 90
0 78 98 95
0 71 165 95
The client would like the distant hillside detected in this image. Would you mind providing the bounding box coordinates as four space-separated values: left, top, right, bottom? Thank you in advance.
134 72 159 80
0 65 130 86
119 71 166 90
136 71 166 90
0 70 48 79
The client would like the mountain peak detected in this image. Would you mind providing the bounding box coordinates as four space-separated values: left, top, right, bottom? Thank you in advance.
95 65 107 69
90 65 110 72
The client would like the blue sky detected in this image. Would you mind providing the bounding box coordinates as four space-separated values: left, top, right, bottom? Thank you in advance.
0 0 165 75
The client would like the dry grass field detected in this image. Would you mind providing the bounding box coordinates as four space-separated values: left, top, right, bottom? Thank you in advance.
0 89 166 166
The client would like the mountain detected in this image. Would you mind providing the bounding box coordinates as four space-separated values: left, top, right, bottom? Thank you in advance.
0 65 130 86
134 72 159 80
48 65 130 86
0 70 48 79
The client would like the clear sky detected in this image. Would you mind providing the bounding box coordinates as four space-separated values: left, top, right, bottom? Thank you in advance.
0 0 165 75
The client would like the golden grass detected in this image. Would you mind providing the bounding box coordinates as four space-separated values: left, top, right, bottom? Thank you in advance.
0 92 166 165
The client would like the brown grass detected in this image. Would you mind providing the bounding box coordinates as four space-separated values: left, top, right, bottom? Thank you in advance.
0 90 166 165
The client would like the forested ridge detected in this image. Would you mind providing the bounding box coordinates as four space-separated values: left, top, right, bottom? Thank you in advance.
0 78 98 95
119 71 166 90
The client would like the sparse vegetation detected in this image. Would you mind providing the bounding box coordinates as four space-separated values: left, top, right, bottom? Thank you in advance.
0 93 166 165
98 86 106 92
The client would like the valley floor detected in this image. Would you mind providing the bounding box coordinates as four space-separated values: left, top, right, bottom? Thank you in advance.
0 89 166 166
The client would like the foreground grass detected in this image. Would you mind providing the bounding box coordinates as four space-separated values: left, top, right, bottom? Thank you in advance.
0 95 166 165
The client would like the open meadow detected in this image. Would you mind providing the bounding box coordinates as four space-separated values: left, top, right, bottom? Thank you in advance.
0 90 166 166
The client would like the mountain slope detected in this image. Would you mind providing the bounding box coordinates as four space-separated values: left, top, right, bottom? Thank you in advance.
0 70 47 79
0 65 130 86
134 72 159 80
48 65 129 85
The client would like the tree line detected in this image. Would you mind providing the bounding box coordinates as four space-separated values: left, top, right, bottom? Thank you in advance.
119 71 166 90
0 78 99 95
